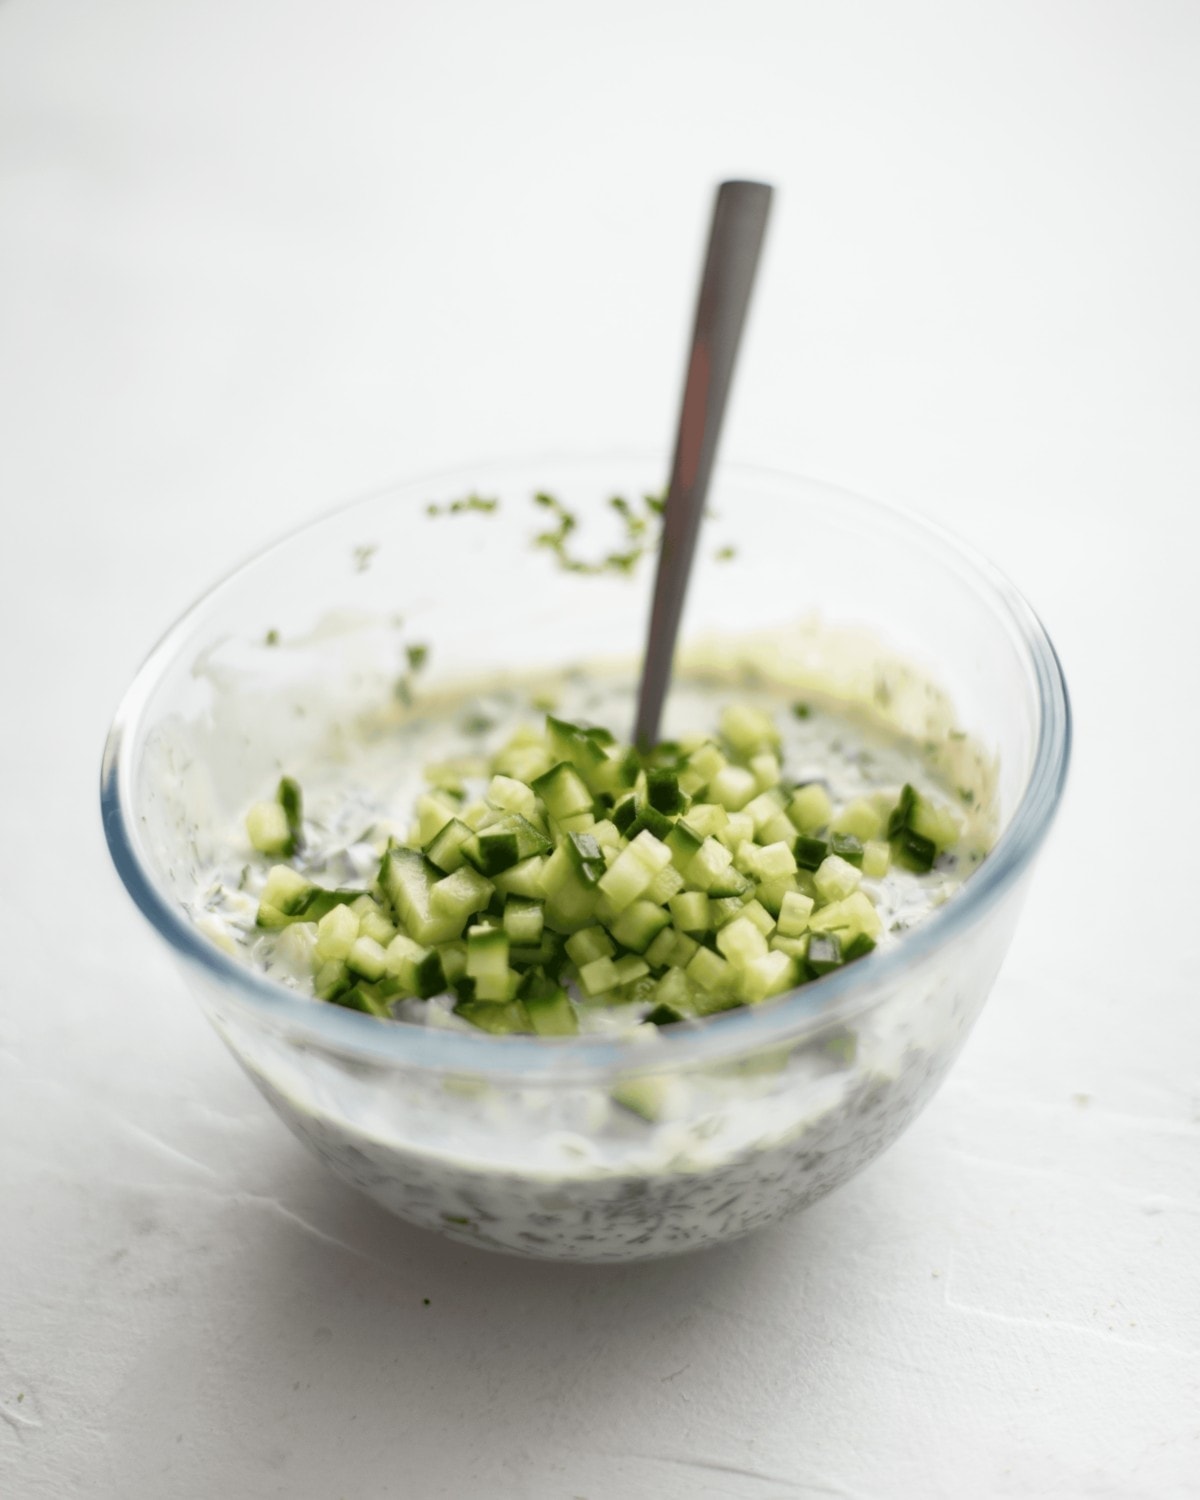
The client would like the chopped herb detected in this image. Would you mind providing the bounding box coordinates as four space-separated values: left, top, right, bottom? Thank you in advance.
427 494 500 517
460 711 495 736
714 545 737 562
394 677 413 706
264 628 280 647
530 488 666 576
406 643 429 673
791 702 811 719
352 543 377 573
422 1297 431 1306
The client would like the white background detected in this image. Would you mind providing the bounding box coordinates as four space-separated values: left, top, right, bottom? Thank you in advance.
2 2 1197 1496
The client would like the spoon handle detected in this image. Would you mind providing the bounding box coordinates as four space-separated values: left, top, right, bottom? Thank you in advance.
634 179 774 750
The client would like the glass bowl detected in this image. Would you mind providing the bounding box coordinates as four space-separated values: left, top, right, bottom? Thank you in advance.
100 456 1070 1262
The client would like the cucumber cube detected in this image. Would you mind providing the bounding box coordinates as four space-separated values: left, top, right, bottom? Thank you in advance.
814 854 862 902
788 783 833 834
777 890 815 938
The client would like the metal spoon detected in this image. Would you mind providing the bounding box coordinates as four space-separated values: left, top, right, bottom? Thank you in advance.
633 179 774 750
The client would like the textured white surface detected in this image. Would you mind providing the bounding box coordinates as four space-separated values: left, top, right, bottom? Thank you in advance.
2 2 1198 1496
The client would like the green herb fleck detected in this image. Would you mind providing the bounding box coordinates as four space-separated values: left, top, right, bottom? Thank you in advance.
423 1297 431 1306
714 544 737 563
460 711 495 736
530 488 666 577
791 702 811 719
406 643 429 673
394 677 413 707
264 628 280 647
427 493 499 517
352 543 377 573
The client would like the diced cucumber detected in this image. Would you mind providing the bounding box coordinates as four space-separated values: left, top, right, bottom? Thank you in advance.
777 890 815 937
708 765 757 811
538 844 600 932
347 935 389 982
643 927 678 969
579 956 620 996
754 874 800 916
502 895 545 945
716 916 769 965
740 899 776 937
706 865 754 900
814 854 862 901
668 890 711 934
653 966 694 1011
565 925 615 966
740 950 796 1002
456 1000 530 1034
415 791 460 847
464 813 551 876
830 832 865 868
678 741 727 796
532 761 593 821
788 783 832 834
806 932 843 975
769 933 810 960
645 862 684 906
686 835 734 891
609 900 671 954
685 945 735 996
670 931 700 968
424 817 476 873
380 845 463 945
862 840 891 879
757 840 798 881
385 933 446 998
893 827 937 872
709 895 747 930
744 789 786 832
564 830 606 886
665 818 704 873
833 798 884 842
611 1076 670 1122
487 774 541 821
315 903 360 962
749 752 781 791
314 959 352 1001
597 830 672 912
718 811 756 851
431 866 495 926
793 835 830 872
351 896 396 946
646 768 689 815
466 926 512 1001
524 988 578 1036
246 799 293 857
719 703 779 757
491 855 547 898
613 954 650 986
686 802 729 837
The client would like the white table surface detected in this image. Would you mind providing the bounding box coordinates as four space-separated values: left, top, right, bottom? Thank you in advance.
3 3 1197 1496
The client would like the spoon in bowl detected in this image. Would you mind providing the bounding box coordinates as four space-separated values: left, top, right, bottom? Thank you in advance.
633 179 774 750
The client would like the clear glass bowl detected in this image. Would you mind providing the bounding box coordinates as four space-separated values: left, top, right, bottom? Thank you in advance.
100 456 1070 1262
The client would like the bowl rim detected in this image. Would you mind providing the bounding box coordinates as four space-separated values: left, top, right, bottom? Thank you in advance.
100 453 1071 1080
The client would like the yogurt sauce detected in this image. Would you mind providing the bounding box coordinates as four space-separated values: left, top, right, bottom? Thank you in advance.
186 668 995 1260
